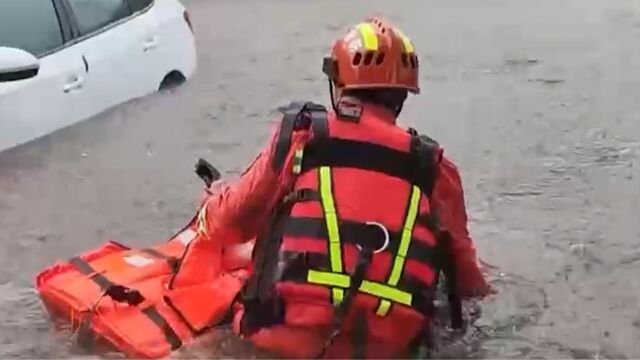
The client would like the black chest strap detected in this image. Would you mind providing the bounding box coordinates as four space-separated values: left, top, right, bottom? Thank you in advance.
271 101 441 197
301 135 440 197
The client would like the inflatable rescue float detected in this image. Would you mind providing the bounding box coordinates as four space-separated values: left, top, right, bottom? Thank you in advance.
35 159 252 358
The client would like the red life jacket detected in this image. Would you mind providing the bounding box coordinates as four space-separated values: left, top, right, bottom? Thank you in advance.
36 160 249 359
239 101 462 356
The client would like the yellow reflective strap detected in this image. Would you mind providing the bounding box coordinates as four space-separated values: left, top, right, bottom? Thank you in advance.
292 148 304 174
307 269 346 305
376 300 392 316
395 28 415 53
319 167 343 273
328 238 342 272
356 23 379 51
361 280 413 306
313 167 421 311
318 166 345 304
307 270 350 288
374 185 421 315
306 271 414 307
332 288 344 305
387 185 422 285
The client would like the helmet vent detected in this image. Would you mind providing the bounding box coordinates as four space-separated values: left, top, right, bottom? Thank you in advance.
410 54 417 69
376 53 385 65
401 53 409 68
364 52 374 66
352 52 363 66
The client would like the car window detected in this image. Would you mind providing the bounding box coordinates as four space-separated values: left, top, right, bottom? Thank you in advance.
128 0 153 13
0 0 63 57
68 0 131 35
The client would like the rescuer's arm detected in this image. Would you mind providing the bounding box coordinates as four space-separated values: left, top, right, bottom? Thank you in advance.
431 155 493 298
197 120 308 246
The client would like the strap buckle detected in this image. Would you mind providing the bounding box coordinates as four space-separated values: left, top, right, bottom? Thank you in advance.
105 285 145 306
283 188 320 205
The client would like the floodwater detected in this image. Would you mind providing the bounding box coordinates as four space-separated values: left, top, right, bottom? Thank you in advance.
1 0 640 358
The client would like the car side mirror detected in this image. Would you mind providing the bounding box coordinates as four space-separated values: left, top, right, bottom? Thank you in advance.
0 47 40 83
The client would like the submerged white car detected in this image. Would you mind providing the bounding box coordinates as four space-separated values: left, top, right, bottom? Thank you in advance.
0 0 197 152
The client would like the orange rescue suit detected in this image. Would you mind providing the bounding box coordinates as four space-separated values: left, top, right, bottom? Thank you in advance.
177 99 492 358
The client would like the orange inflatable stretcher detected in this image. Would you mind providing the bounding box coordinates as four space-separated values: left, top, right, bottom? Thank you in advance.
35 159 252 358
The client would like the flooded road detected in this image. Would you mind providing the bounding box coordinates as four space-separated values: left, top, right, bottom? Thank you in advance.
1 0 640 358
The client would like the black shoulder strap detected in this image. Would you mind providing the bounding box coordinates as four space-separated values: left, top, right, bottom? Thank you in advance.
420 212 463 330
407 127 442 197
308 103 329 142
271 101 328 172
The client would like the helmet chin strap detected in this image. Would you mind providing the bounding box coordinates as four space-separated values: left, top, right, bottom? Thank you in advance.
329 80 339 115
394 102 404 117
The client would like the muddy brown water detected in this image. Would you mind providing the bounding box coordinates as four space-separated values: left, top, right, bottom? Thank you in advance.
1 0 639 358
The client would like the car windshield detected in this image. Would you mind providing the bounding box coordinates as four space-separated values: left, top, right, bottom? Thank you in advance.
0 0 63 57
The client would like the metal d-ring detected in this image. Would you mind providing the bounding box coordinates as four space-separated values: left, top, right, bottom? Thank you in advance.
355 221 390 254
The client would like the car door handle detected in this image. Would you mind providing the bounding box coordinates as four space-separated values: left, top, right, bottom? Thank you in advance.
143 36 158 52
63 75 84 93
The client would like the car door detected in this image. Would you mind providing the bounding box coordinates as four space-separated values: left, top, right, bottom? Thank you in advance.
0 0 88 152
62 0 160 116
126 0 168 93
127 0 196 90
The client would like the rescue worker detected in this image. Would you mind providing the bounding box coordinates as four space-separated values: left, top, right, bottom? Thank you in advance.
175 16 493 359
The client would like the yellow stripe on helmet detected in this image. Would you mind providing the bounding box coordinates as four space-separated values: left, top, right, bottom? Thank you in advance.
395 29 415 53
356 23 379 51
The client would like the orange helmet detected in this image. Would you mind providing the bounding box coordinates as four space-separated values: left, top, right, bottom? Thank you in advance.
322 17 420 94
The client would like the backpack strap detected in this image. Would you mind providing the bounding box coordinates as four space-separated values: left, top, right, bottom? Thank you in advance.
271 101 328 172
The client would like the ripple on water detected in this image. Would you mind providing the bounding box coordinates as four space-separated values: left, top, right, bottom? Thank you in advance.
0 282 74 358
467 271 602 360
14 262 629 359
